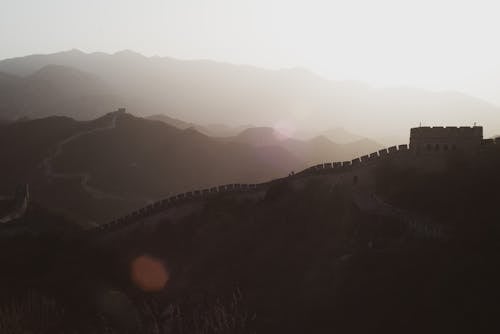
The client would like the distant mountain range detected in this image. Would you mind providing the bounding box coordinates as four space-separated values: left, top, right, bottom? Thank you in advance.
228 127 380 165
0 64 119 120
321 127 364 143
147 114 248 137
149 113 381 160
1 49 499 137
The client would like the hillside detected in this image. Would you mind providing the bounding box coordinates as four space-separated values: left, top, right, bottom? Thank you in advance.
0 111 304 223
2 155 500 333
146 114 198 131
1 50 500 137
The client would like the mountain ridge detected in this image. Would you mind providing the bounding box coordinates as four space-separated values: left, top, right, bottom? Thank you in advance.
0 111 305 222
1 50 500 137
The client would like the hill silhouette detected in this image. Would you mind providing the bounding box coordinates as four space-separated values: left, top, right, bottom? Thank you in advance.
0 111 304 223
230 127 381 164
0 109 387 223
321 126 365 143
147 113 248 137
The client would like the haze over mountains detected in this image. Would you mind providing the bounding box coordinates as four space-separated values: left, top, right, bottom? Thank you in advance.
147 114 249 137
228 127 380 165
1 50 500 139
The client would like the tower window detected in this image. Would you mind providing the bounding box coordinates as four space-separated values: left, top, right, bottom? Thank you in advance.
435 144 439 151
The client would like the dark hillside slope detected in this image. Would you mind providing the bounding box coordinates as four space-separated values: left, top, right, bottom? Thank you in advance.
55 114 302 199
103 158 500 333
1 157 500 333
0 112 303 222
0 116 88 189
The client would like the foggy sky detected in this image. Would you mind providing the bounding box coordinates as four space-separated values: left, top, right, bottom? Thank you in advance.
2 0 500 105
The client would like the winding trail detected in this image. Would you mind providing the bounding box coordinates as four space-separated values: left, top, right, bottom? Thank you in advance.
41 113 126 200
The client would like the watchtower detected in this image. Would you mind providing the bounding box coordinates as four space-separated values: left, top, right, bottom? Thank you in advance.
409 126 483 156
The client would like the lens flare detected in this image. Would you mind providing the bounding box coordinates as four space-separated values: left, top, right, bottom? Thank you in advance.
130 255 169 292
273 120 296 141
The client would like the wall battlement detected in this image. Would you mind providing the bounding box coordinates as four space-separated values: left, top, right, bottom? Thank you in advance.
86 124 498 238
86 144 414 236
410 126 482 135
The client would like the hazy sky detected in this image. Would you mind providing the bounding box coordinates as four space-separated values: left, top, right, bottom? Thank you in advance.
2 0 500 104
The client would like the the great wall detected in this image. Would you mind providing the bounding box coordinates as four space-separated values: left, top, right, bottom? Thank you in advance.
85 123 500 241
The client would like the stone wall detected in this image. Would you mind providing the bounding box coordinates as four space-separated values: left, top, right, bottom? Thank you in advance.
85 133 500 241
86 144 413 238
